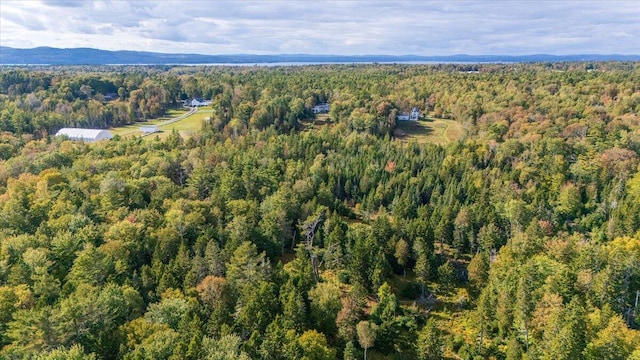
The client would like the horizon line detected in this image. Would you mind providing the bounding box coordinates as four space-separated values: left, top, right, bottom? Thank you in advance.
2 46 639 58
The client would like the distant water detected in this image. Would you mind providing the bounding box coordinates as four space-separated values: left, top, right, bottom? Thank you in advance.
103 61 481 67
4 61 497 67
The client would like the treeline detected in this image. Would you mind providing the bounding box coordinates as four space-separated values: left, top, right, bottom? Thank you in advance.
3 62 637 140
0 69 177 135
0 63 638 359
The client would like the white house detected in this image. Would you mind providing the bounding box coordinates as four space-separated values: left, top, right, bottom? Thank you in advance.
313 103 330 114
397 107 420 121
140 126 159 134
190 98 212 107
409 107 419 121
55 128 114 142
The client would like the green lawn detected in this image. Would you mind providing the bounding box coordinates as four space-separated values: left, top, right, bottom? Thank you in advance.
393 118 464 145
110 108 210 139
157 109 211 135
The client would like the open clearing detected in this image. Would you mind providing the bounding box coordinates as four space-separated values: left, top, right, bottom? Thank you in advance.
393 118 464 145
156 109 210 137
111 107 211 139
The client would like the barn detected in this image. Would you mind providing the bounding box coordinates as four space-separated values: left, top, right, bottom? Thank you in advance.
55 128 114 142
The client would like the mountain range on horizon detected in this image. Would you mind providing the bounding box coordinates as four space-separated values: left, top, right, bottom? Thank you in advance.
1 46 639 65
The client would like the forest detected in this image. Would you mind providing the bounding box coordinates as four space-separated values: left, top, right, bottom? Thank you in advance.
0 62 639 359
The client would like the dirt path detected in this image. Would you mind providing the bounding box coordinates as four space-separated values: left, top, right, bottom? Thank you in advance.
155 107 197 127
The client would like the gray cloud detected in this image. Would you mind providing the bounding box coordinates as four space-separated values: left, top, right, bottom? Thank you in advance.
1 7 47 31
42 0 84 7
0 0 638 55
96 25 115 35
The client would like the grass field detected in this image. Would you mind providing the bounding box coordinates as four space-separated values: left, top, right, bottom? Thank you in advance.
393 118 464 145
110 108 211 139
156 109 210 137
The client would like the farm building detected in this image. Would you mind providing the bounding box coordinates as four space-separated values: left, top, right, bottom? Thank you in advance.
55 128 114 142
140 126 159 134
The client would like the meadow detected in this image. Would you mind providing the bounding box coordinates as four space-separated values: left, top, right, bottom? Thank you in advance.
393 118 464 145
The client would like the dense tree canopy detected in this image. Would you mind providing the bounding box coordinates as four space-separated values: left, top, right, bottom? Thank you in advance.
0 62 639 359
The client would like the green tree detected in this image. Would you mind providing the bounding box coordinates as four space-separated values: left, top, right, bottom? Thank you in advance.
505 335 523 360
394 239 410 276
259 315 299 360
475 286 495 346
280 280 307 332
308 281 342 335
67 244 115 289
467 252 489 292
201 334 250 360
416 319 443 360
35 344 97 360
541 298 586 360
298 330 337 360
413 238 431 300
234 280 278 337
437 260 456 294
226 241 270 291
583 315 639 360
144 296 192 330
56 283 143 355
343 341 358 360
21 247 60 304
5 306 58 354
119 318 180 360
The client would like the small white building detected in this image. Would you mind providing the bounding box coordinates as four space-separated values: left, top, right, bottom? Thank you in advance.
313 103 330 114
397 107 420 121
140 126 159 134
409 107 419 121
190 98 211 107
55 128 114 142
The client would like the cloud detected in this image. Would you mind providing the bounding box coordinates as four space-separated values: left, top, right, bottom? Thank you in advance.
42 0 84 7
1 9 47 31
0 0 638 55
96 25 115 35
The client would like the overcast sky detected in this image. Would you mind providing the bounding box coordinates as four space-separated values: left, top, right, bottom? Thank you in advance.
1 0 639 55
